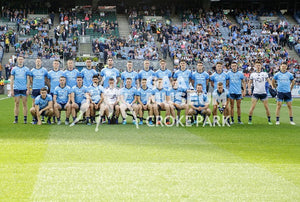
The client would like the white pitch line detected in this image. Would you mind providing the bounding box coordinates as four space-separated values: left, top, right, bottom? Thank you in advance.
0 97 9 101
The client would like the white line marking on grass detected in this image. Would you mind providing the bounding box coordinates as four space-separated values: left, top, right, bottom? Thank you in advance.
0 97 9 101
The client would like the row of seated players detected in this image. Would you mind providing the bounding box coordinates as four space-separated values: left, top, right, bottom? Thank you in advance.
11 56 295 125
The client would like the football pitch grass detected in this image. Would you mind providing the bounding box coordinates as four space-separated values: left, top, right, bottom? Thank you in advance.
0 96 300 201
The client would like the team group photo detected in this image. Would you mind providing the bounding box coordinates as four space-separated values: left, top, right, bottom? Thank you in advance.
1 0 300 201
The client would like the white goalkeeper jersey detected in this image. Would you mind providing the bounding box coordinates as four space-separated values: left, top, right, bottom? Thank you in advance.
104 87 120 105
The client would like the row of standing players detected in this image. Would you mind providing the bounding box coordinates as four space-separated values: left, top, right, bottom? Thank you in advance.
10 56 296 126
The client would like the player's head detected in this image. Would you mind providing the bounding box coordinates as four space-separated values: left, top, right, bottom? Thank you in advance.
40 87 48 98
17 56 24 67
280 62 288 73
216 62 223 73
108 77 115 86
196 83 203 93
107 57 113 68
126 77 132 87
172 79 178 89
59 76 66 87
141 78 147 88
231 62 238 72
53 60 60 71
67 59 74 70
157 78 163 89
254 60 262 72
35 58 42 69
160 59 166 70
76 76 83 86
86 59 92 69
127 61 133 72
197 62 204 72
179 60 186 71
144 60 150 71
217 82 223 93
92 75 99 85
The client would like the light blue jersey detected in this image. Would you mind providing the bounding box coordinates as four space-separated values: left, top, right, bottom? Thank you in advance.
87 85 103 104
189 92 208 107
153 88 169 103
137 87 154 105
121 71 139 87
155 69 172 90
169 88 186 104
30 67 48 89
54 85 71 104
64 69 80 88
273 71 294 93
35 94 52 109
138 69 155 89
47 70 64 93
173 69 192 90
227 71 244 94
210 72 228 90
191 71 210 92
100 67 120 88
120 86 137 104
81 68 98 87
72 85 88 104
11 66 30 90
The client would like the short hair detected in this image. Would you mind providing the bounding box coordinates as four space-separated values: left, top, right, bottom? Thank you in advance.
231 61 237 65
216 62 223 65
196 83 203 87
107 56 113 60
60 76 66 79
126 77 132 80
141 78 147 81
40 87 48 92
180 60 186 64
255 60 262 64
53 59 60 63
157 78 163 81
217 82 223 87
127 61 133 64
92 75 99 79
109 77 115 81
197 62 203 65
173 78 177 81
160 59 166 63
281 62 287 66
76 75 83 79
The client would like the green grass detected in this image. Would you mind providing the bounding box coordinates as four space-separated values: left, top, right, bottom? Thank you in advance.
0 97 300 201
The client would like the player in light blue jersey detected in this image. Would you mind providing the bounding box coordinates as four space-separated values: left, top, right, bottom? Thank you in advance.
100 57 120 88
173 60 192 90
120 78 139 125
155 59 172 90
152 78 172 125
47 60 64 95
47 60 64 123
29 58 48 106
87 75 105 124
137 78 154 125
226 62 246 124
71 76 89 124
138 60 155 89
10 56 31 124
64 59 80 88
81 59 98 87
212 82 230 125
187 83 211 125
30 87 53 125
191 62 210 92
168 79 188 123
121 61 139 88
210 62 228 90
272 62 296 125
53 76 72 125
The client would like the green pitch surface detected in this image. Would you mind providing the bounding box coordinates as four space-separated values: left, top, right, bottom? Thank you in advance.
0 96 300 201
